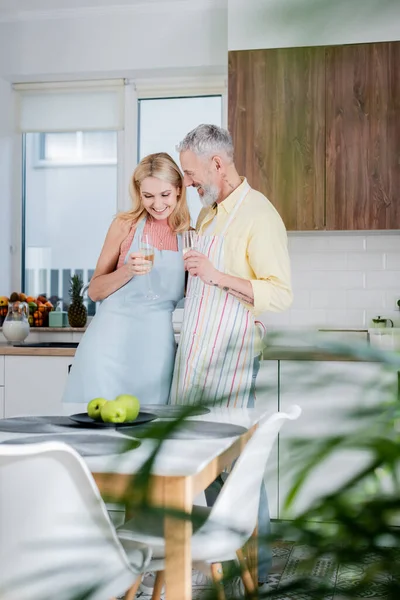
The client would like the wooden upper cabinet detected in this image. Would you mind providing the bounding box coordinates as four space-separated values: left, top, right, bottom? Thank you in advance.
228 47 326 231
325 42 400 230
229 41 400 231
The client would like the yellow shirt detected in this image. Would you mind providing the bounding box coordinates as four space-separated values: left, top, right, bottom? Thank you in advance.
196 177 293 320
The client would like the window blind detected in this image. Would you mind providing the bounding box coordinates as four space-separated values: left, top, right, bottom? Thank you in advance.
14 80 125 132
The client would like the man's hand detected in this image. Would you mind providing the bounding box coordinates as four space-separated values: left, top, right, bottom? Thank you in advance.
185 250 255 306
184 250 221 286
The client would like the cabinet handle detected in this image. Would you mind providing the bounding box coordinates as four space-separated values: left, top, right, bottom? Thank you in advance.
68 364 72 374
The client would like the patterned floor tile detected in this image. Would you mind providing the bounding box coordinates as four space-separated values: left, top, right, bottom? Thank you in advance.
134 542 392 599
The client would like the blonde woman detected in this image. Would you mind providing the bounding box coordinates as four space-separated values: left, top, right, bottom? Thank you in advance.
63 152 190 407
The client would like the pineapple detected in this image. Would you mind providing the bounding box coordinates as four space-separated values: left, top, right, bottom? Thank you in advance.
68 274 87 328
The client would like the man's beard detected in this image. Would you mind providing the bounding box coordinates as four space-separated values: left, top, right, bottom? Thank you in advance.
197 184 220 208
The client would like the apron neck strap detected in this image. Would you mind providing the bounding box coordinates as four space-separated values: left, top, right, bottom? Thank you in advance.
220 182 251 236
136 216 147 235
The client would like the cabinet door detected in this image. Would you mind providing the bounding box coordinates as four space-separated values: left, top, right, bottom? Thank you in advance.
256 360 279 519
4 356 74 417
0 356 4 386
278 360 397 519
228 47 326 231
326 42 400 230
0 387 4 419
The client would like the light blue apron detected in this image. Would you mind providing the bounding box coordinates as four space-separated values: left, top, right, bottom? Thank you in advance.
62 218 184 406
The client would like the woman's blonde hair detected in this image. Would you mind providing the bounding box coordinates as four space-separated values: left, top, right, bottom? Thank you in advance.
119 152 190 233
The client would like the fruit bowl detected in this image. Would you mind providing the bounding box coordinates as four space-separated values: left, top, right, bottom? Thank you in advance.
69 411 157 428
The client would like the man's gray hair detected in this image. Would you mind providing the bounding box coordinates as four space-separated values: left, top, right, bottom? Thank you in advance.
177 124 234 161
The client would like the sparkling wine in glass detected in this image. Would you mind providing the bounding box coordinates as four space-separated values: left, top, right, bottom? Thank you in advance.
182 230 199 299
140 233 159 300
182 231 198 255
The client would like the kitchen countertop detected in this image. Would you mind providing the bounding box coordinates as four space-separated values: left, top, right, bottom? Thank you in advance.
1 343 397 362
0 327 86 333
0 344 76 356
262 346 393 362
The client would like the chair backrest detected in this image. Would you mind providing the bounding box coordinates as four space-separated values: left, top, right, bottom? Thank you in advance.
0 441 147 600
209 405 301 537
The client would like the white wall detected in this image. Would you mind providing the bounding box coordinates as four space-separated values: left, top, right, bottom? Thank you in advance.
0 0 399 329
0 1 227 81
229 0 400 330
0 78 14 294
0 0 227 296
228 0 400 51
262 233 400 330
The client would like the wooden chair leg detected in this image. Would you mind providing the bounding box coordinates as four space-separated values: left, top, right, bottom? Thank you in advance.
211 563 226 600
124 574 142 600
236 548 256 595
249 526 258 586
151 571 165 600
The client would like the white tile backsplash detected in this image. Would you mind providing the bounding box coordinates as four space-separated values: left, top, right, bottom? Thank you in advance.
262 232 400 330
385 253 400 270
324 309 366 328
366 234 400 251
311 290 347 309
292 270 365 290
365 271 400 290
292 252 347 271
289 309 327 327
385 292 400 311
326 235 366 251
346 290 386 309
365 231 400 252
346 252 384 270
290 290 311 309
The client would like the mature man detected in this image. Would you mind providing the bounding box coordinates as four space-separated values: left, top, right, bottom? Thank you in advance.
170 124 292 589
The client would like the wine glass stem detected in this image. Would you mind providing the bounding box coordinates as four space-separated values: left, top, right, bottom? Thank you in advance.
146 269 154 295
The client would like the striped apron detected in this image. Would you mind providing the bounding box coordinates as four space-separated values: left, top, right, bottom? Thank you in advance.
170 184 255 407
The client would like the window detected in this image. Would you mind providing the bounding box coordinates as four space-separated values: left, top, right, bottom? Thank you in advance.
138 95 223 226
23 131 118 314
15 80 225 314
15 81 125 314
38 131 117 166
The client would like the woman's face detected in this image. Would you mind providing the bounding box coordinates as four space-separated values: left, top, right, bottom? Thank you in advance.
140 176 180 221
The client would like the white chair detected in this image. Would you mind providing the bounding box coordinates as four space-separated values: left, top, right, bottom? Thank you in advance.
117 405 302 598
0 441 152 600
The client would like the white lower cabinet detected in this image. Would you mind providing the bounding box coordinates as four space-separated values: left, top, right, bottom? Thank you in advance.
0 355 4 386
3 352 397 525
0 387 4 418
0 356 5 418
278 360 398 520
4 356 74 417
256 360 279 519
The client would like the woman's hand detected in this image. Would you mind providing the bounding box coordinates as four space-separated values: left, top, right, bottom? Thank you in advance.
126 252 152 276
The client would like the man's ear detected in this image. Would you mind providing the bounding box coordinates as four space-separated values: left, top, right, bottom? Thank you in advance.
212 155 223 171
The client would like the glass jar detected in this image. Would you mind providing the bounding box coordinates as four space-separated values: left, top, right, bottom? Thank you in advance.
2 301 30 343
371 316 394 328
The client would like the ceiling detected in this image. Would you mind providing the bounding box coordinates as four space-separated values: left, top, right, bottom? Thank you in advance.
0 0 163 8
0 0 195 20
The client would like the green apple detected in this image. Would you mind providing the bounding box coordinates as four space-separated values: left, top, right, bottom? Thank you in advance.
115 394 140 422
101 399 127 423
87 397 108 420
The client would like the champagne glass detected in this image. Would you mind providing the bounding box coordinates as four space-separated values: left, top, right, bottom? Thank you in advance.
182 231 198 255
140 233 159 300
182 231 199 299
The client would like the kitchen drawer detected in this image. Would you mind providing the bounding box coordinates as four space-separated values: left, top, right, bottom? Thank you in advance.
0 356 4 386
4 356 73 417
